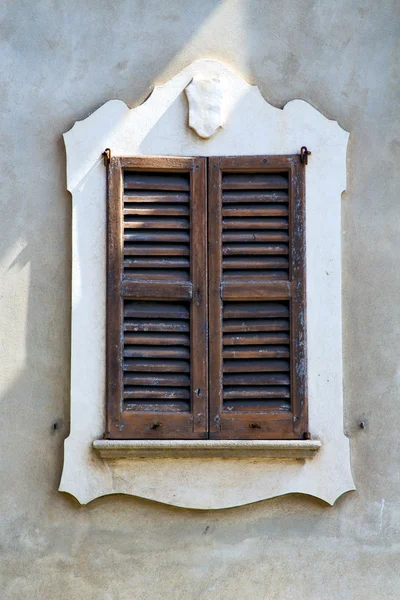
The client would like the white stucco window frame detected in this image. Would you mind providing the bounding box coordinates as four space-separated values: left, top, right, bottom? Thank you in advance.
59 59 355 509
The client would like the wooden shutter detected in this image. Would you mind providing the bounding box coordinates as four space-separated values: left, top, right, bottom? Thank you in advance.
106 156 208 439
208 156 307 439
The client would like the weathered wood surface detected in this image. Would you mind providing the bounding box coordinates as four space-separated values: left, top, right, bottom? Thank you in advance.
106 154 307 440
106 157 208 439
208 155 307 440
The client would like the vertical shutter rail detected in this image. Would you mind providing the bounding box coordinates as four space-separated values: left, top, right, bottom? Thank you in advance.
106 157 124 437
208 158 224 434
290 158 308 436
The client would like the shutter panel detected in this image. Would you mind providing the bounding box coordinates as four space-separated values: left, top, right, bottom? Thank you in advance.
106 156 208 439
208 156 307 439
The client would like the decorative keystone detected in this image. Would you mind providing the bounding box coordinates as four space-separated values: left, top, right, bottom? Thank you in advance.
185 77 225 139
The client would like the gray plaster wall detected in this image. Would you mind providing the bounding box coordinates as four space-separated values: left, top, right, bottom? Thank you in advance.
1 1 399 598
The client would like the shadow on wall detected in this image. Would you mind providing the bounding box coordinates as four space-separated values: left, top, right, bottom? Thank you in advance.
0 0 232 501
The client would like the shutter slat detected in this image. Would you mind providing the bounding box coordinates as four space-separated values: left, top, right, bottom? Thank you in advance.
124 387 190 399
124 192 189 203
222 204 288 217
124 231 190 243
224 399 290 411
223 257 289 269
223 332 290 345
224 373 290 385
124 359 190 372
223 243 288 256
223 218 288 230
223 345 290 359
223 190 288 203
222 230 289 242
124 302 189 319
124 319 190 332
223 386 290 399
124 257 190 269
223 302 289 318
223 318 289 332
222 173 289 190
124 217 189 229
124 204 189 216
124 374 190 386
223 271 288 282
124 332 190 345
222 281 291 298
124 401 190 412
124 244 189 256
124 173 190 191
122 272 192 284
223 359 290 372
124 345 190 358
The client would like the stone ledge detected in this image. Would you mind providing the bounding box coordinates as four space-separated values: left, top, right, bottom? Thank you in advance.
93 439 322 460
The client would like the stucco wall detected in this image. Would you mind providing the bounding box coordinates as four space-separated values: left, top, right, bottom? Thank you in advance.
1 1 399 598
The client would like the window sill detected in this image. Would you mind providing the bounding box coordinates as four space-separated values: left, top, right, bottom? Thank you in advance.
93 439 321 460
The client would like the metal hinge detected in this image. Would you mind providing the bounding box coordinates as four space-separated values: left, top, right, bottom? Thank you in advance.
300 146 311 165
102 148 112 166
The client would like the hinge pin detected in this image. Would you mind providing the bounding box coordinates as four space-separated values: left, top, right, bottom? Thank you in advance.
300 146 311 165
102 148 112 166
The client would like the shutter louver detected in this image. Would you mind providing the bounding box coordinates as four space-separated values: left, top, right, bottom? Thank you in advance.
123 172 190 282
123 301 191 411
209 156 307 439
222 301 291 410
222 172 289 281
107 157 207 439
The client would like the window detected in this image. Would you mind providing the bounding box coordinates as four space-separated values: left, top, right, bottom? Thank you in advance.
62 60 352 507
105 155 307 440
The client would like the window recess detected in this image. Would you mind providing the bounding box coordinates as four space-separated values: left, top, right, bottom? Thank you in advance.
106 155 307 441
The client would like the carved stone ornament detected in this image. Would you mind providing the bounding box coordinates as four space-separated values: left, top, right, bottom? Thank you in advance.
185 77 224 138
60 59 355 509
